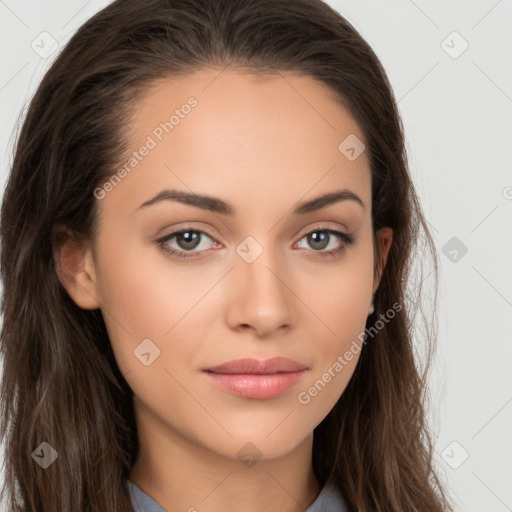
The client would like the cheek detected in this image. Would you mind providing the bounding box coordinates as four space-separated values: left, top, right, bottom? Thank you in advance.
301 250 374 341
96 231 204 331
95 235 220 378
296 249 373 408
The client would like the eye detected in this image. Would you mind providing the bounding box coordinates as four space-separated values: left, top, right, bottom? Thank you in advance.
295 225 355 259
156 224 355 261
156 228 218 259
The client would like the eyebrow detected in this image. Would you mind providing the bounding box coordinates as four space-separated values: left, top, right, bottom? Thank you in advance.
136 188 365 215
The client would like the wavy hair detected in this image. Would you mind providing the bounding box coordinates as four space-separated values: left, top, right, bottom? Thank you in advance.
0 0 450 510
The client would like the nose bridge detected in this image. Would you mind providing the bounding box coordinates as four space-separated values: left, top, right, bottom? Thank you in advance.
227 233 293 334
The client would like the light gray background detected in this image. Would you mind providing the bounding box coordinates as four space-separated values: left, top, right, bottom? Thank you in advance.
1 1 511 511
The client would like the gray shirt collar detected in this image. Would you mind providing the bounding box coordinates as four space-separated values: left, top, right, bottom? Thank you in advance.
127 478 348 511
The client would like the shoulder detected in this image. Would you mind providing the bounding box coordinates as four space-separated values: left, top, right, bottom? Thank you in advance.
127 479 166 512
304 479 350 512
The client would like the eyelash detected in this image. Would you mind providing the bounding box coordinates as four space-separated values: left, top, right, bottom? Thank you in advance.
156 224 355 261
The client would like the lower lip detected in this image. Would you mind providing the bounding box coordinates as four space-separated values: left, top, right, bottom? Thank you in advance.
203 370 307 399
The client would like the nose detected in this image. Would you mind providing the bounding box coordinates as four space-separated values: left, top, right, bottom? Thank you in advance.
225 247 294 337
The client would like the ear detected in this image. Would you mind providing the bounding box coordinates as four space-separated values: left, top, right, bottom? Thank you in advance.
372 226 393 295
52 226 101 310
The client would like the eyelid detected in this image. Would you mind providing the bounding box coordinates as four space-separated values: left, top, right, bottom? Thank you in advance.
295 221 349 239
156 223 218 243
157 221 347 245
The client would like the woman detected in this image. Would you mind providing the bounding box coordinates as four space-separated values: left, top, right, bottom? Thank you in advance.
0 0 451 510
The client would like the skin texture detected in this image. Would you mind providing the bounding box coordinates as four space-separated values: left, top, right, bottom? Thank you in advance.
55 69 393 512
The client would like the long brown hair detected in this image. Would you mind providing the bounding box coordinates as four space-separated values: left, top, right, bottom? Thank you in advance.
0 0 451 510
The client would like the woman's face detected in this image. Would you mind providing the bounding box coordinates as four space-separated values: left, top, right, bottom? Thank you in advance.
60 69 392 461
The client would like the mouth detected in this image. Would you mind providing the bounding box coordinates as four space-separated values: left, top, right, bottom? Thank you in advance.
204 356 308 374
202 357 308 399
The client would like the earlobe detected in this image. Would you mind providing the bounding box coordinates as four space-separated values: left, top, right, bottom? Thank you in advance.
53 231 101 310
372 226 393 296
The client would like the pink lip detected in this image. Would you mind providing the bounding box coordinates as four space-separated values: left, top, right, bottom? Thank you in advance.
203 357 308 400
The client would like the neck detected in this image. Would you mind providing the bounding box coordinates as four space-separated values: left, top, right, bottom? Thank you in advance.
129 399 321 512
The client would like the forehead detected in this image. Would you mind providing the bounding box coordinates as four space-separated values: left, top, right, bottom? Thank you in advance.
103 68 371 216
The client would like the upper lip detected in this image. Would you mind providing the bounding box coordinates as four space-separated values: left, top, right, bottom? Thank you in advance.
204 357 308 374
